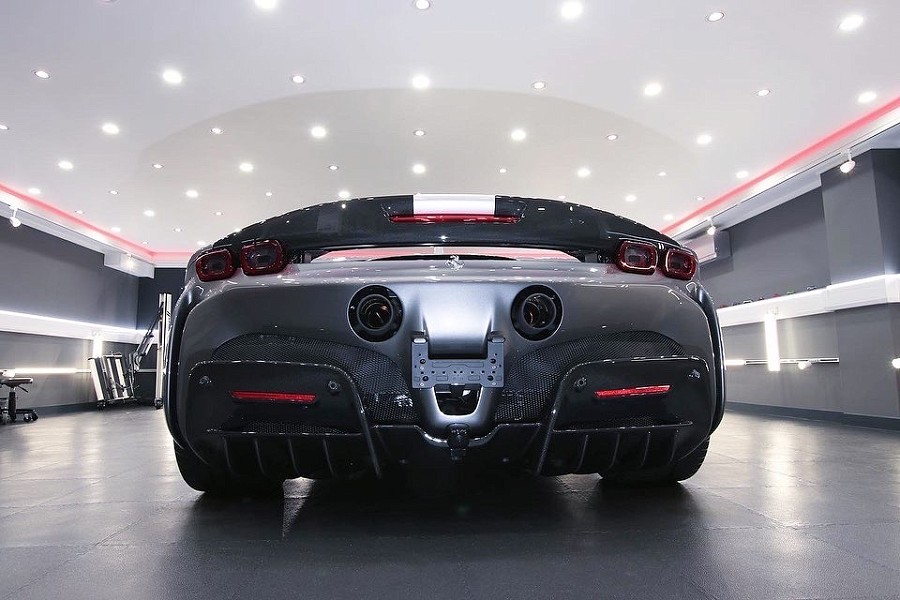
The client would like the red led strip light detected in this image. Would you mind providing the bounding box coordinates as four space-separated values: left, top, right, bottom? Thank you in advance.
594 385 671 399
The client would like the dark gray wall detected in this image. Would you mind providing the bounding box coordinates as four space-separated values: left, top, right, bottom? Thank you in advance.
821 151 885 283
723 314 843 414
833 305 900 417
699 188 830 307
0 331 134 408
710 149 900 421
872 150 900 276
0 221 138 327
0 223 141 408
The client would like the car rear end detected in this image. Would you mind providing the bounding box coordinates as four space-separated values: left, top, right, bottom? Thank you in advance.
164 195 724 491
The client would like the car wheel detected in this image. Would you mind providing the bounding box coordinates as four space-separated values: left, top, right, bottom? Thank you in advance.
174 443 284 497
602 437 709 486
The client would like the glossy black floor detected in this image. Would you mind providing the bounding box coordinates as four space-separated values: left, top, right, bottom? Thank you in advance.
0 408 898 600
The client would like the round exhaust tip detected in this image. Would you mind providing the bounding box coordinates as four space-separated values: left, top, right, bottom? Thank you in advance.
511 286 562 340
349 286 403 342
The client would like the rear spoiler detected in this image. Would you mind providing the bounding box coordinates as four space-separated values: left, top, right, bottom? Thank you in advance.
199 194 680 265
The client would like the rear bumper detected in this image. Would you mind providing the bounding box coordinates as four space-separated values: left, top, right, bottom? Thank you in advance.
183 355 710 478
165 261 723 477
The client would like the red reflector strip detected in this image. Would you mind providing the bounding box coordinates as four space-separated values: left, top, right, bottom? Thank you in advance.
230 391 317 404
594 385 671 399
389 214 520 224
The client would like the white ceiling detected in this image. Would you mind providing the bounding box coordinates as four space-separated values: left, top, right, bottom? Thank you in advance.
2 0 899 265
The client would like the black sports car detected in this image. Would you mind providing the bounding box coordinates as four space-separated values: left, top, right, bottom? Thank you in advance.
165 194 724 494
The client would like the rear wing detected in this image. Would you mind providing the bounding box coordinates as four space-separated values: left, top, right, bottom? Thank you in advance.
195 194 681 267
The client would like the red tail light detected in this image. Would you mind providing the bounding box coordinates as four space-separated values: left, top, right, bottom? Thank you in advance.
616 240 658 274
663 248 697 280
389 214 520 224
594 385 671 399
196 248 235 282
231 390 316 404
240 240 286 276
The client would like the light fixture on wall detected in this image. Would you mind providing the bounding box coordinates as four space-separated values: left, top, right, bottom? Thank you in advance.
764 310 781 372
706 218 716 236
91 332 104 358
797 360 811 370
892 357 900 369
839 150 856 174
9 207 21 228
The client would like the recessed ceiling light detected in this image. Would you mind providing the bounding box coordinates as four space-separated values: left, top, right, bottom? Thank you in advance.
197 241 206 247
499 167 507 174
254 0 278 10
839 14 864 32
532 81 546 90
58 160 74 171
663 214 674 221
414 0 431 10
141 241 149 246
152 163 164 169
625 194 637 202
310 125 328 139
412 163 427 174
0 124 10 131
510 128 527 141
577 167 591 178
111 226 121 233
143 209 155 217
214 211 223 216
239 162 254 173
557 195 566 200
185 189 199 198
658 171 667 177
560 1 583 20
291 74 305 84
606 134 618 141
858 90 877 104
162 69 183 85
174 227 182 233
328 164 339 171
265 191 273 197
109 190 118 195
411 74 431 90
75 209 84 215
696 196 705 202
338 190 351 200
643 82 663 97
101 122 120 135
706 11 725 22
757 88 771 97
27 187 40 195
33 70 50 79
696 133 713 145
736 170 749 179
413 129 426 137
210 127 223 135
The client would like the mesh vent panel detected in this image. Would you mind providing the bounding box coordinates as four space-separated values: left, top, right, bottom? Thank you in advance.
238 421 346 435
560 416 677 430
213 335 415 423
498 331 684 423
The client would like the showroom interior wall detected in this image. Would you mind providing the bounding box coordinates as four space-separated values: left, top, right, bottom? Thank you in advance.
0 223 140 408
699 148 900 425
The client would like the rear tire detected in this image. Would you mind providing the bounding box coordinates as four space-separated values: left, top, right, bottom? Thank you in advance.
602 437 709 486
174 443 284 497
